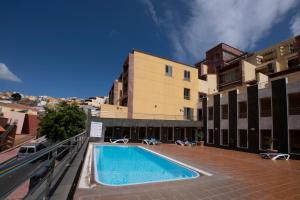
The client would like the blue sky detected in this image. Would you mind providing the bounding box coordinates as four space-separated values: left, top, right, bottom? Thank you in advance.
0 0 300 98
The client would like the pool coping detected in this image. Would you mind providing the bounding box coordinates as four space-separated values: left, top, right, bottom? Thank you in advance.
139 146 213 177
78 143 213 188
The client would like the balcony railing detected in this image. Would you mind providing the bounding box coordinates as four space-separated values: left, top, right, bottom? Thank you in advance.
260 110 272 117
289 106 300 115
222 114 228 119
99 111 198 121
239 112 247 118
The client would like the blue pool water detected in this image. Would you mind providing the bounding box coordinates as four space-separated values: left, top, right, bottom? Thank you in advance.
94 145 199 186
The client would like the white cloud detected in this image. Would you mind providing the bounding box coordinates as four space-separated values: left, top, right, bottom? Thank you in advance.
0 63 22 82
164 0 297 62
290 14 300 36
139 0 160 25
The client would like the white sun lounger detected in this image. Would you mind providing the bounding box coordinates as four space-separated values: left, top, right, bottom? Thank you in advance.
175 140 196 147
260 153 290 160
109 138 129 144
175 140 186 146
143 138 161 145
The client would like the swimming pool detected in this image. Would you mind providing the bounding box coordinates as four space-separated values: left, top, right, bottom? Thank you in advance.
94 145 200 186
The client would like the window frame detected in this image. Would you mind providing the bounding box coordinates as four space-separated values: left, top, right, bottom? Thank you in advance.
184 88 191 100
289 130 300 154
105 127 113 138
208 107 213 120
184 70 191 81
184 107 193 120
238 101 247 118
238 129 248 148
165 65 173 77
208 129 214 144
221 104 228 119
260 129 272 150
260 97 272 117
221 129 229 146
138 127 146 140
288 93 300 115
167 127 174 141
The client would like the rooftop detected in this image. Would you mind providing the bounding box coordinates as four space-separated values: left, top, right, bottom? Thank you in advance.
132 49 196 69
0 102 39 112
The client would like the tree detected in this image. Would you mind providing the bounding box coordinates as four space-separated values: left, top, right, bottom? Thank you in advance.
11 93 22 101
39 102 86 142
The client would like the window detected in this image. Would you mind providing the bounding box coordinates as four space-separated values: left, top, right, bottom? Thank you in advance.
260 98 272 117
27 148 35 153
223 51 236 61
122 127 131 139
19 147 27 153
165 65 173 76
219 68 239 85
184 107 193 120
131 127 137 139
208 129 214 144
176 128 185 140
239 101 247 118
105 127 113 138
288 93 300 115
290 130 300 154
260 130 272 150
208 107 213 120
197 109 203 121
221 129 229 146
198 92 205 102
167 127 173 141
267 63 274 73
154 127 160 140
289 44 296 53
221 104 228 119
138 127 146 140
184 88 190 100
36 144 46 151
288 58 299 69
238 130 248 148
184 70 190 81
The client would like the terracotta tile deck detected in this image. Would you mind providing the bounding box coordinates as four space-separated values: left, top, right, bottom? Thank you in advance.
74 144 300 200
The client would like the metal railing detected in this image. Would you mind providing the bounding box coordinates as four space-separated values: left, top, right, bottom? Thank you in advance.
260 110 272 117
0 131 88 200
99 111 198 121
289 107 300 115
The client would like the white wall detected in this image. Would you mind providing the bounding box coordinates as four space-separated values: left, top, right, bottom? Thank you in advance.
3 111 25 134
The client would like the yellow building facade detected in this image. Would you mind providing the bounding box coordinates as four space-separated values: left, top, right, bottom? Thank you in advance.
105 50 202 121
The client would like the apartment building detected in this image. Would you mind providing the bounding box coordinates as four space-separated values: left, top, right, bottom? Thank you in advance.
96 35 300 159
97 49 202 143
197 35 300 159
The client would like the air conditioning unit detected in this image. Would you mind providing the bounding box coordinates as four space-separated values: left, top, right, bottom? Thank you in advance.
280 46 285 56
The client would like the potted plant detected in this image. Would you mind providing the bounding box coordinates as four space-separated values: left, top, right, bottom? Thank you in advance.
196 130 205 146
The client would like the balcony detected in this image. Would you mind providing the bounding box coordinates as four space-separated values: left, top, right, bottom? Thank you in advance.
289 106 300 115
260 110 271 117
239 112 247 118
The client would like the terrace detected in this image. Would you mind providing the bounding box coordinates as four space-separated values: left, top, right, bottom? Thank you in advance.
75 144 300 200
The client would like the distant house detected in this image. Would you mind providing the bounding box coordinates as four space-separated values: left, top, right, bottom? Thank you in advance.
84 96 107 107
0 102 41 135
